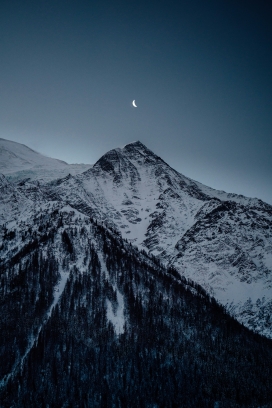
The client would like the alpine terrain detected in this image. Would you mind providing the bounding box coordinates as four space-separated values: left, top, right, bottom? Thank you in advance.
0 138 272 407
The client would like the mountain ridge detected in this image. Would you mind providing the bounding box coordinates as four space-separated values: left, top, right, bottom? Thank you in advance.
0 137 92 182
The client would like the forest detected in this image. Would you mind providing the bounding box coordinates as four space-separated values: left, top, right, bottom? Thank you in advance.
0 211 272 407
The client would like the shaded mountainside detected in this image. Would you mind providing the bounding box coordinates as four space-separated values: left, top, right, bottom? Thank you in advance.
1 207 272 407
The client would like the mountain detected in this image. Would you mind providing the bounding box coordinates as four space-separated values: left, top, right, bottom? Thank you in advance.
1 139 272 407
0 137 92 182
41 141 272 338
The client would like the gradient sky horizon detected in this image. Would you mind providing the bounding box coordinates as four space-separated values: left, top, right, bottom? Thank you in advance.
1 0 272 204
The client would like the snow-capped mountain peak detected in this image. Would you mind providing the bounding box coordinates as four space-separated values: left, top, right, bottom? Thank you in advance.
1 138 272 339
53 141 272 337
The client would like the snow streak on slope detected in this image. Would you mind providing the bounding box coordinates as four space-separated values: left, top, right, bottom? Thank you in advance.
0 269 70 390
106 288 125 335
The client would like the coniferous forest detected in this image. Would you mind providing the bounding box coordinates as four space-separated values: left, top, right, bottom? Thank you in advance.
1 210 272 407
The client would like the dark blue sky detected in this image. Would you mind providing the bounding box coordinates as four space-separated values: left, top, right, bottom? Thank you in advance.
1 0 271 203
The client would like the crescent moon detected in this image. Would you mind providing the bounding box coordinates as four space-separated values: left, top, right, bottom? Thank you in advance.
132 100 137 108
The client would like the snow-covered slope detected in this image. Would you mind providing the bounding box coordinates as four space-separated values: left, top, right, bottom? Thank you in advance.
0 174 34 224
0 137 92 182
1 139 271 338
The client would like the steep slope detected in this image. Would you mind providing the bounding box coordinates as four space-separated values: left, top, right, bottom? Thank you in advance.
0 174 34 224
41 141 272 338
0 137 92 182
1 207 272 407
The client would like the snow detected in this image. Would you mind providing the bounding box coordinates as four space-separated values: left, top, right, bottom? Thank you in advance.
0 137 92 182
95 247 125 336
106 288 125 335
50 270 69 312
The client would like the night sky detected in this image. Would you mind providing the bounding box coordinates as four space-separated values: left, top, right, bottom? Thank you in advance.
1 0 271 204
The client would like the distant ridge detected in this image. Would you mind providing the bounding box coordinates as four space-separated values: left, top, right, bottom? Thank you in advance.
0 137 92 182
